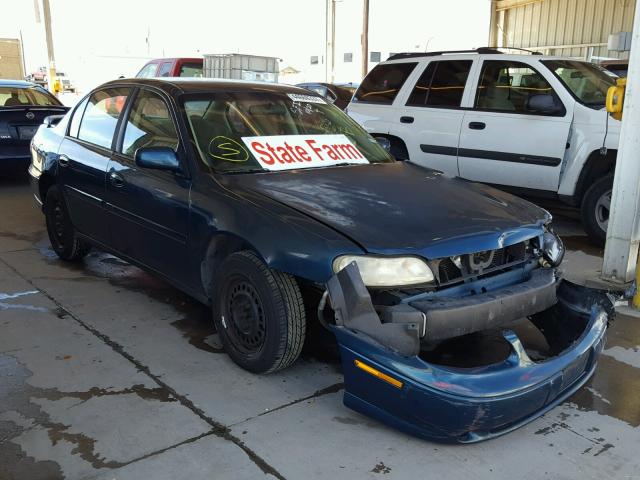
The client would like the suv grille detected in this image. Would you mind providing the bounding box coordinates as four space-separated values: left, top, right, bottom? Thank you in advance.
432 241 530 286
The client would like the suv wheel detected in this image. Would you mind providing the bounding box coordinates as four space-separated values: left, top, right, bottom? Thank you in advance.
44 186 92 261
581 175 613 246
212 251 306 373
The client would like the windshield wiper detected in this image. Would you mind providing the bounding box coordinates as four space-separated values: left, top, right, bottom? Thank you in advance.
222 168 269 174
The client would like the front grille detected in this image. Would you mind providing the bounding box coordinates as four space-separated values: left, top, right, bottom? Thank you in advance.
431 241 531 287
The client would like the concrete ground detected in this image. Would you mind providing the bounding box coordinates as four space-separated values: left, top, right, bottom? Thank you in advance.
1 173 639 480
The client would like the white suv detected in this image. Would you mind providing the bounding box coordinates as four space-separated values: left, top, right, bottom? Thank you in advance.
347 48 620 244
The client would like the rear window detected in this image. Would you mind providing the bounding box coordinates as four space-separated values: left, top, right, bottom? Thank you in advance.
0 86 61 108
406 60 472 108
77 87 129 149
353 62 417 105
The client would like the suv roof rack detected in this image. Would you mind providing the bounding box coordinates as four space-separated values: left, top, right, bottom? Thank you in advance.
386 47 542 61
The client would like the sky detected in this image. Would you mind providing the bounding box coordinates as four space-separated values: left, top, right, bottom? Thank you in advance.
0 0 490 91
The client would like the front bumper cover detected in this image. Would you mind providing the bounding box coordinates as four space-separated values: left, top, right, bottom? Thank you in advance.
326 263 612 443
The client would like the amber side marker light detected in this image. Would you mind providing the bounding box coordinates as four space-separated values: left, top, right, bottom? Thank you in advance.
354 359 403 389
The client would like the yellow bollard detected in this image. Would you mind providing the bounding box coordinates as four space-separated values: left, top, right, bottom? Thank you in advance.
634 249 640 309
606 78 626 121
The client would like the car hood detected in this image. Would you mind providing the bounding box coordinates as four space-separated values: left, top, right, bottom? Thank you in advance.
227 162 549 258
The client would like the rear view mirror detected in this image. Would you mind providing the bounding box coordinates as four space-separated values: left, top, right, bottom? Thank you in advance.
135 147 181 172
44 114 65 128
526 94 564 115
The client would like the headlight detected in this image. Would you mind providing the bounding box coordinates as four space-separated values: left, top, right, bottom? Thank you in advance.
542 231 565 267
332 255 435 287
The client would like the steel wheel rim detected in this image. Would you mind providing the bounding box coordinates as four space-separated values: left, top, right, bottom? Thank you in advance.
595 189 612 233
223 276 266 355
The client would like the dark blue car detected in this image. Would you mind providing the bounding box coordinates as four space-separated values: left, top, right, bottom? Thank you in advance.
29 78 610 442
1 79 68 172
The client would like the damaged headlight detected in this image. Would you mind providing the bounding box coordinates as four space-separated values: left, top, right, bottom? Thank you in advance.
332 255 435 287
541 231 565 267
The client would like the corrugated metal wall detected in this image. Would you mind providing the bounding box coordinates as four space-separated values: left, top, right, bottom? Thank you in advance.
491 0 635 59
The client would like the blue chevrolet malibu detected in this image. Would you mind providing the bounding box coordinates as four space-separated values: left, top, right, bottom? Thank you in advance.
29 78 610 442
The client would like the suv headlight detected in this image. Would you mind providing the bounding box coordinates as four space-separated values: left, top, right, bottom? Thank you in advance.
332 255 435 287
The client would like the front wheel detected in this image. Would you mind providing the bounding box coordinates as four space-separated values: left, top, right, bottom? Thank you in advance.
212 251 306 373
44 186 91 261
581 175 613 247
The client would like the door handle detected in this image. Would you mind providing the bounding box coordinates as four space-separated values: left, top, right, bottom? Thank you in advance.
58 154 70 167
468 122 486 130
400 116 414 124
109 171 125 188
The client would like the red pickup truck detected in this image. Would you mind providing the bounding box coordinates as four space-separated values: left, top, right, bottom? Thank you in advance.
135 58 203 78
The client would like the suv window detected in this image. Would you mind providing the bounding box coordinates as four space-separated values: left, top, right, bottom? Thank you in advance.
68 97 89 137
475 61 557 113
157 62 173 77
353 62 417 104
179 63 203 77
406 60 472 107
78 88 129 149
121 89 179 157
137 63 157 78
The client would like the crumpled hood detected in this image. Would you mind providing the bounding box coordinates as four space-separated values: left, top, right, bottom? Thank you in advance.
227 162 549 258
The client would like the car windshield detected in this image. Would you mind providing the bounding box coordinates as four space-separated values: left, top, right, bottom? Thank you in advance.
542 60 615 108
183 91 394 173
0 86 61 108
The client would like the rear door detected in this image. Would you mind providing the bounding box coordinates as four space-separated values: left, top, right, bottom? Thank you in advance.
348 62 418 142
58 87 130 244
389 58 475 176
105 87 191 284
458 59 572 191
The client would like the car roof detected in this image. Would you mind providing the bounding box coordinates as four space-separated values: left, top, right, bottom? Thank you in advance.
382 52 571 64
0 79 40 88
102 77 313 95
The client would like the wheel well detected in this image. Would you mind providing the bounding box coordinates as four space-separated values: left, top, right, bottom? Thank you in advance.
38 173 55 207
200 233 259 303
574 149 616 202
371 133 409 160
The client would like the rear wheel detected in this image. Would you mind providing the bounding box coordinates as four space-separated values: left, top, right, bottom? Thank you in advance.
44 186 91 261
581 175 613 246
212 251 306 373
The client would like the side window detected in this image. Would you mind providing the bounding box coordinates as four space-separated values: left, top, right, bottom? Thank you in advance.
77 88 129 149
406 60 472 107
136 63 158 78
475 61 557 113
121 89 178 157
68 97 89 138
353 62 417 104
179 63 203 77
157 62 173 77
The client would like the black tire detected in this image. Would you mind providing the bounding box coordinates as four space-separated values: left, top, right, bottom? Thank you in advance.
212 251 306 373
44 186 91 261
581 175 613 247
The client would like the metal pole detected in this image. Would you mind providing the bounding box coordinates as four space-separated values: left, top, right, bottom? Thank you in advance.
601 0 640 284
19 30 27 79
330 0 336 83
42 0 57 93
361 0 369 79
488 0 499 47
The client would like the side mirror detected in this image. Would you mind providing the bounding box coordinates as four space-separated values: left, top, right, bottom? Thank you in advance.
373 136 391 152
44 114 65 128
526 94 563 115
135 147 181 172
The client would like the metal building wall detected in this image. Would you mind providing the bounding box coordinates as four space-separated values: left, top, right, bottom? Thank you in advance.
489 0 635 59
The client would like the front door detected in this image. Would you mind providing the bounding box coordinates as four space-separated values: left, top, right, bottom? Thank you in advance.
105 88 191 285
458 60 572 192
58 87 130 244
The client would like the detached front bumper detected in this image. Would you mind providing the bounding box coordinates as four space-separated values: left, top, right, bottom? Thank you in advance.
326 263 611 443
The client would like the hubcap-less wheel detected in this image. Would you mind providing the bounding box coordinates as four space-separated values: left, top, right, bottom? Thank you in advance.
52 201 66 246
595 189 611 233
223 276 266 355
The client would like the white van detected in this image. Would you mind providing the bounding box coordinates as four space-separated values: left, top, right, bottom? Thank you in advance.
347 48 620 244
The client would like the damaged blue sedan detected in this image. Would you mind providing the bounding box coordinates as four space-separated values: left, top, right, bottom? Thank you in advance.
29 78 611 442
